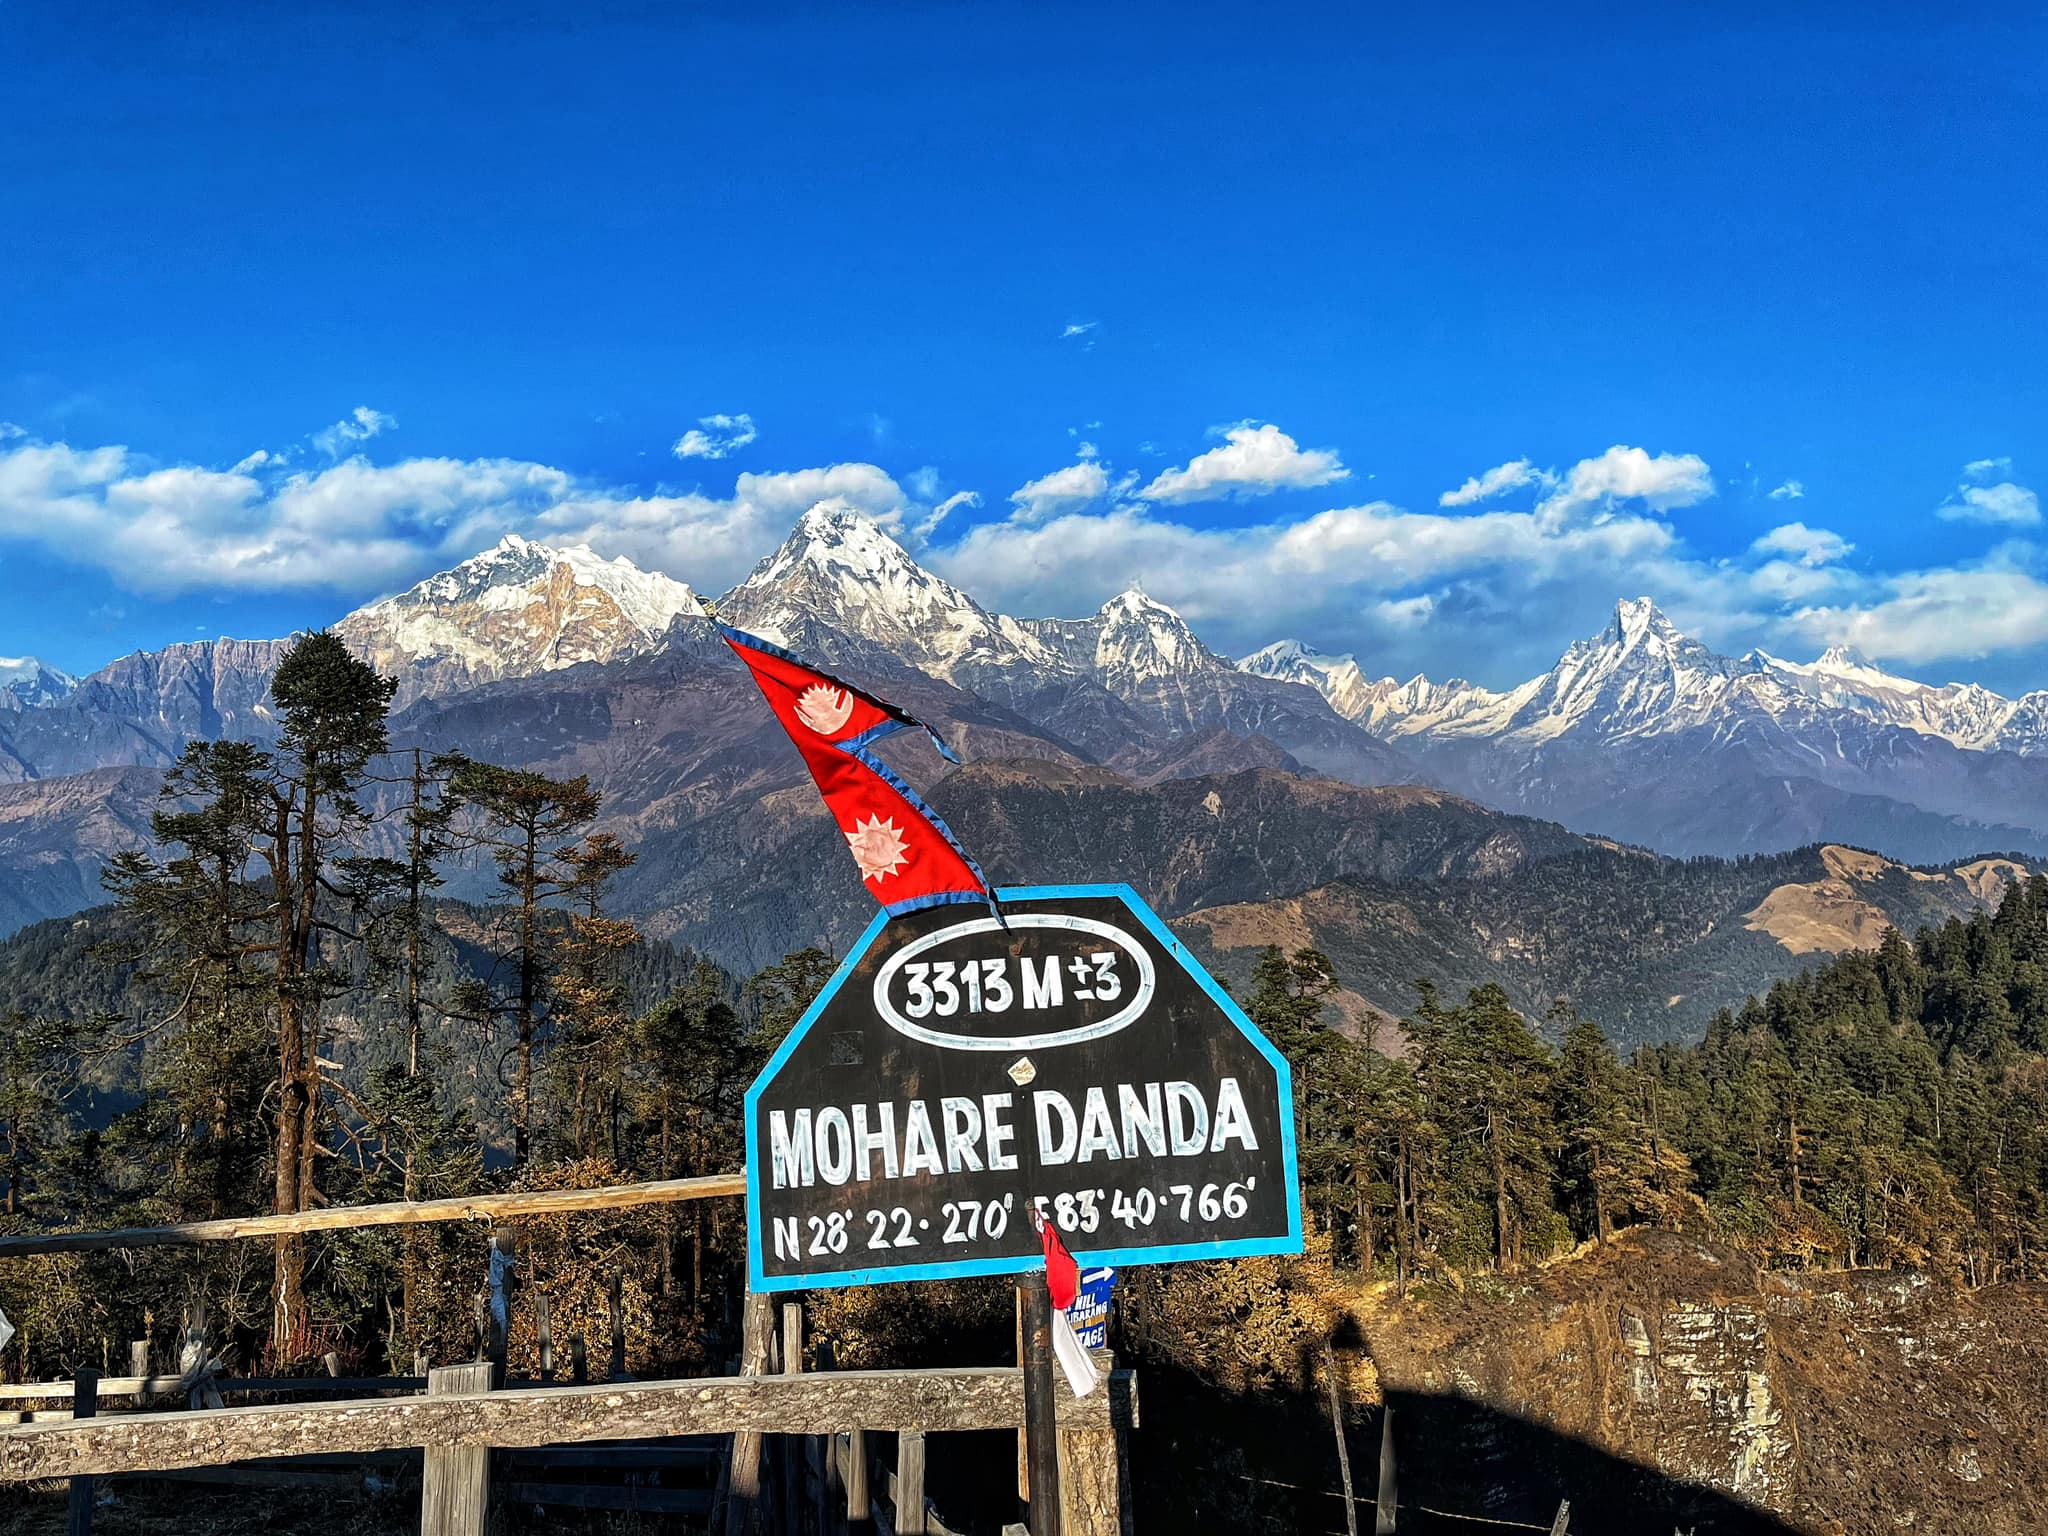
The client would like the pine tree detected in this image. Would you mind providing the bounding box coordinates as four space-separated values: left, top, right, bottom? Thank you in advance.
445 762 602 1165
105 633 396 1352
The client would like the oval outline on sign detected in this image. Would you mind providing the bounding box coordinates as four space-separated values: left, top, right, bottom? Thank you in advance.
871 913 1156 1051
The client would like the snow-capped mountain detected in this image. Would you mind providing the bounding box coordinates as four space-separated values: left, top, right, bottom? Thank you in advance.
718 504 1061 699
0 656 76 710
1252 598 2048 758
1244 597 2048 859
1239 639 1481 729
337 534 703 698
719 508 1412 782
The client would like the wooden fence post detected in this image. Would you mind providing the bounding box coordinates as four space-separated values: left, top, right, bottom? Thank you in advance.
896 1429 928 1535
1058 1352 1131 1536
1017 1280 1061 1536
721 1291 773 1536
486 1232 515 1389
1374 1405 1397 1535
607 1270 626 1380
128 1341 149 1411
845 1425 871 1536
779 1302 804 1536
66 1369 97 1536
1548 1499 1571 1535
569 1334 588 1385
184 1310 224 1411
535 1293 554 1383
420 1362 494 1536
1324 1341 1359 1536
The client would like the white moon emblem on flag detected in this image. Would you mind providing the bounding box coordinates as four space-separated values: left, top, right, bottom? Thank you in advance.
845 814 911 882
795 684 856 737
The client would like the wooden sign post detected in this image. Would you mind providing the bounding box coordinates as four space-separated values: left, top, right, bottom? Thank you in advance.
743 883 1301 1535
1017 1278 1061 1534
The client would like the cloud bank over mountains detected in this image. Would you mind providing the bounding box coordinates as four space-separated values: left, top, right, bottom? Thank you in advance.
0 417 2042 687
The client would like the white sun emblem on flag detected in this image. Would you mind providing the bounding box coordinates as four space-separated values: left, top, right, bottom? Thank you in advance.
795 684 856 737
845 814 911 883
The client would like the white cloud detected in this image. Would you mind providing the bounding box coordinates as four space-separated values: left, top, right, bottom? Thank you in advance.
1767 479 1805 501
538 462 922 595
1060 321 1098 340
1938 480 2039 526
931 493 1684 670
1139 423 1348 505
230 449 276 474
1751 522 1852 567
1010 459 1111 522
0 430 919 600
1439 458 1546 507
913 489 982 543
673 412 758 460
311 406 397 459
1536 445 1714 526
1963 457 2012 482
1373 594 1435 629
1791 567 2048 664
0 423 25 442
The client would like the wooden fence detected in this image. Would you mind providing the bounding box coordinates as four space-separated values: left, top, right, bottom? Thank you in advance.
0 1174 1137 1535
1 1357 1135 1535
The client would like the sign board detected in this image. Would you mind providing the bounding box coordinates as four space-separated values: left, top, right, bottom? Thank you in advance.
744 884 1301 1291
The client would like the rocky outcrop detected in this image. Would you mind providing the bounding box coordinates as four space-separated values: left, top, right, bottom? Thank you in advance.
1357 1229 2048 1534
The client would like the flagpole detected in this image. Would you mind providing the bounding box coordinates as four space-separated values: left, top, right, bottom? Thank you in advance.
1016 1274 1063 1535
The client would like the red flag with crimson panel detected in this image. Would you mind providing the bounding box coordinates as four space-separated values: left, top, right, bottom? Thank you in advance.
715 622 996 917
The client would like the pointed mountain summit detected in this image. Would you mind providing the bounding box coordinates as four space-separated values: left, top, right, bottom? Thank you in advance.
336 533 703 699
1089 588 1237 693
0 656 77 710
718 503 1062 698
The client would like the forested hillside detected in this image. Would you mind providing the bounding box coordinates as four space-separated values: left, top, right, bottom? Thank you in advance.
1254 870 2048 1282
1181 841 2034 1045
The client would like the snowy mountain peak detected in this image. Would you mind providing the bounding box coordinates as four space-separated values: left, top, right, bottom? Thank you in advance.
734 504 937 601
1608 596 1683 650
335 536 702 697
1087 589 1235 691
1240 638 1325 670
0 655 77 710
1242 637 1336 679
719 505 1069 687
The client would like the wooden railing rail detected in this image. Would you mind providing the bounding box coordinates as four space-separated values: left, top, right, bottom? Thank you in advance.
0 1363 1130 1483
0 1172 747 1258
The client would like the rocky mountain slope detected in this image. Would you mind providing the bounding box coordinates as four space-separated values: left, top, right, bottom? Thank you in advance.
0 637 291 783
337 532 702 702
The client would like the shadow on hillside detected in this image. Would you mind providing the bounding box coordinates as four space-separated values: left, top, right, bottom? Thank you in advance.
1128 1360 1800 1536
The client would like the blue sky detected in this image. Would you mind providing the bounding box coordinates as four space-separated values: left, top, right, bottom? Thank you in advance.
3 1 2045 691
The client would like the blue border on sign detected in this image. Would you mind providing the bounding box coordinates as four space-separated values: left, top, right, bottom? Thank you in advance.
743 883 1304 1292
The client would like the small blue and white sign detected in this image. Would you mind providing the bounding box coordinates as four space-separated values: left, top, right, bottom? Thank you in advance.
1069 1267 1116 1349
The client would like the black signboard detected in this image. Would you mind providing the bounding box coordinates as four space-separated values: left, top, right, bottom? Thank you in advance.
744 884 1302 1291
